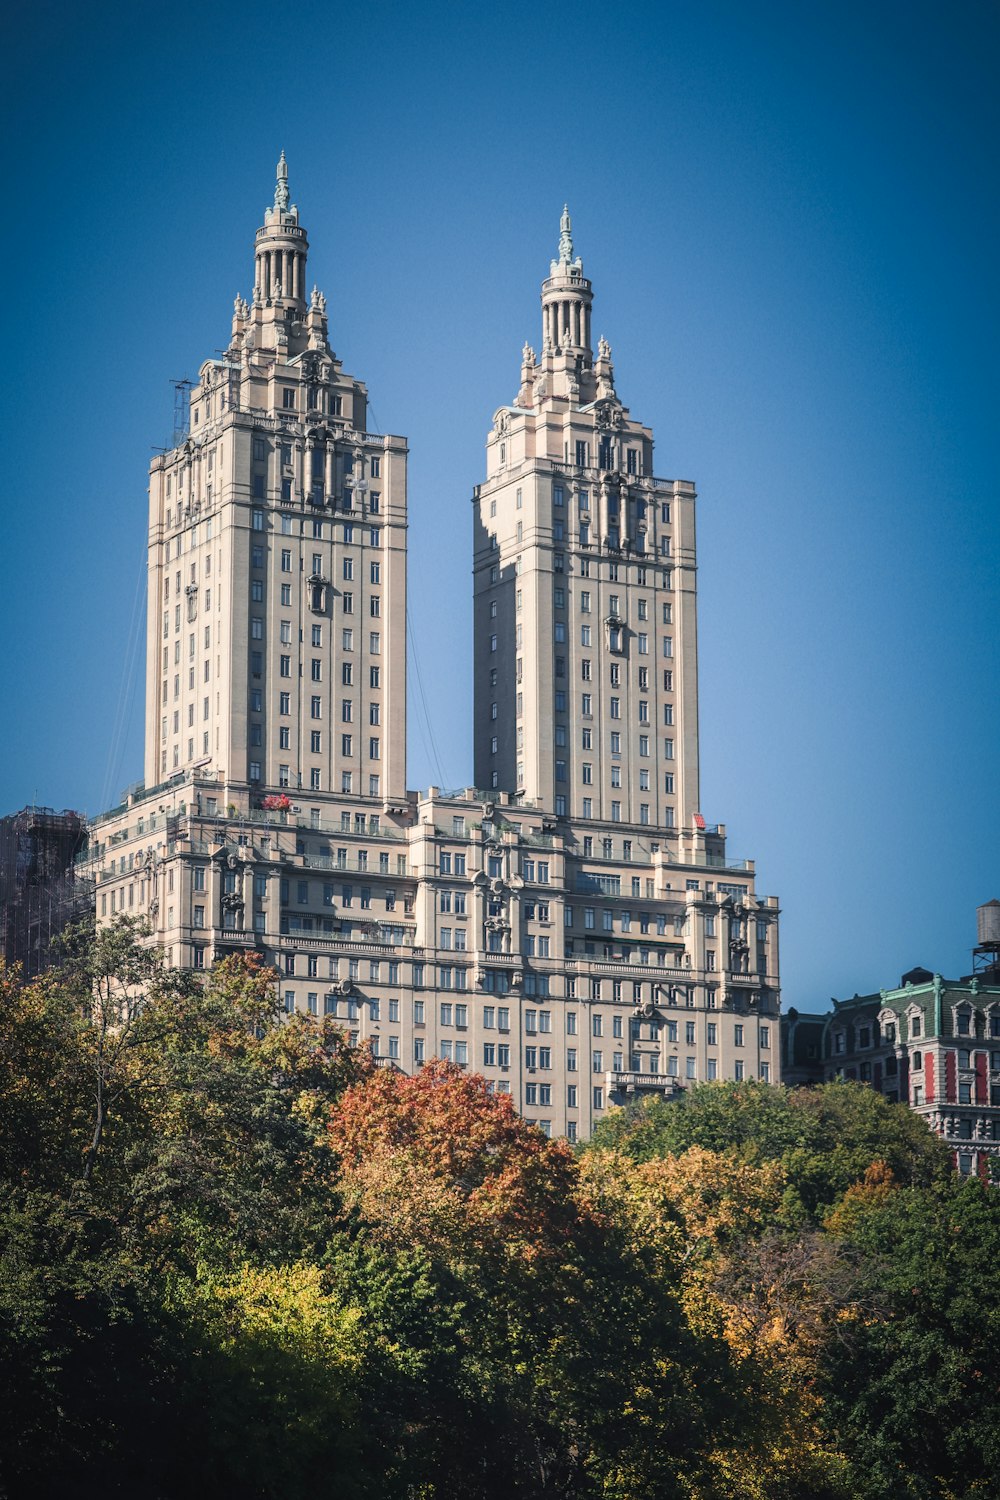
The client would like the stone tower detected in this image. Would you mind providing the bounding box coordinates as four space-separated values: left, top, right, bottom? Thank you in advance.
144 154 408 806
472 208 699 834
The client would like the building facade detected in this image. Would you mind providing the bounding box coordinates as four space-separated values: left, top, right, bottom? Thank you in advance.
83 159 780 1140
0 806 89 979
782 906 1000 1176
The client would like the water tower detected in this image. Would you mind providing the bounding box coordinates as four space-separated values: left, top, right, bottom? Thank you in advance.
973 900 1000 980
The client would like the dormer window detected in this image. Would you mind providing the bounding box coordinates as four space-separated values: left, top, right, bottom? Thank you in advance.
911 1015 921 1038
957 1010 971 1036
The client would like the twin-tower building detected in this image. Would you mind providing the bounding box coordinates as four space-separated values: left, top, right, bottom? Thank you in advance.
86 157 780 1139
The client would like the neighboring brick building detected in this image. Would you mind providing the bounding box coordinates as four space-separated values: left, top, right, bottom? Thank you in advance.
783 908 1000 1177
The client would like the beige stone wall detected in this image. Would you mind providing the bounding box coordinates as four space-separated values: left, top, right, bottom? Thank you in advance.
86 781 779 1141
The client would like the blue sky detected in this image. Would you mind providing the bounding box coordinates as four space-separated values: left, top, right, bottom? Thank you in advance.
2 0 997 1004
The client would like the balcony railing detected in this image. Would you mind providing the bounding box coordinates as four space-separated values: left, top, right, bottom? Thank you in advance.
606 1071 686 1096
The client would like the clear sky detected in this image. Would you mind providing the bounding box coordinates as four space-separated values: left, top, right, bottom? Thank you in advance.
2 0 997 1005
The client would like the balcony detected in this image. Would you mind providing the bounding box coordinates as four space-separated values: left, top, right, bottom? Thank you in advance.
606 1071 686 1099
572 957 689 978
214 931 259 948
273 931 413 955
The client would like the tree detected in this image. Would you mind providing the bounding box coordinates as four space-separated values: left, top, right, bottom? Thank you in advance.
580 1144 854 1499
588 1080 951 1220
818 1176 1000 1500
328 1061 771 1499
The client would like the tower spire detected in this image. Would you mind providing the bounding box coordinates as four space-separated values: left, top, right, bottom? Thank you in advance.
274 150 289 213
558 203 573 266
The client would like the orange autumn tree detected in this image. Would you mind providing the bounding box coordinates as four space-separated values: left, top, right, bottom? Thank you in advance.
326 1060 743 1497
327 1058 579 1260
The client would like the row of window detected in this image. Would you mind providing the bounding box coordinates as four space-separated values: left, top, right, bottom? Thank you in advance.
833 1011 1000 1054
251 509 381 547
489 557 668 589
493 590 672 628
252 437 374 467
251 631 382 672
248 766 382 794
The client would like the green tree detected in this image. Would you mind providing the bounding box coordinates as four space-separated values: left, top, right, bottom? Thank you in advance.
588 1080 950 1220
819 1176 1000 1500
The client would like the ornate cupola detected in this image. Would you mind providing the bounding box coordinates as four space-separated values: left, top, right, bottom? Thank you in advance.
253 151 309 309
540 205 593 358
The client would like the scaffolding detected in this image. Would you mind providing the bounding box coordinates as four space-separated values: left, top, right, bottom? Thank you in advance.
0 807 91 980
172 378 193 446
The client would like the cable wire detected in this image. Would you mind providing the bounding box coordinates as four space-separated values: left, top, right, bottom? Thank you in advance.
406 606 449 788
100 550 146 812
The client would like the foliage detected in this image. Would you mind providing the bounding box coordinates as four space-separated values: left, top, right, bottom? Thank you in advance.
819 1174 1000 1500
0 925 994 1498
588 1078 951 1219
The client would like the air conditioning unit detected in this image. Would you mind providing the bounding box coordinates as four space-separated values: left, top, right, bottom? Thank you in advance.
291 804 302 813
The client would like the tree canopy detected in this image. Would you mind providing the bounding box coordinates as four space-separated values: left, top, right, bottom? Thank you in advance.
1 923 996 1499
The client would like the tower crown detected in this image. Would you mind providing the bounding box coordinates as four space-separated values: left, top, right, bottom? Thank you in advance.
541 204 592 357
253 151 309 308
551 203 582 275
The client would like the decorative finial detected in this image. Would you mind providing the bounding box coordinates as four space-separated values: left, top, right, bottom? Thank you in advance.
558 203 573 265
274 150 289 212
